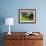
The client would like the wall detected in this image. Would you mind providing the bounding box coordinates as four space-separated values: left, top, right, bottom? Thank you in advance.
0 0 46 32
0 0 46 46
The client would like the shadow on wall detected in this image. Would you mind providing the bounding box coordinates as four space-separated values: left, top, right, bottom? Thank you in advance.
0 33 4 46
0 16 5 46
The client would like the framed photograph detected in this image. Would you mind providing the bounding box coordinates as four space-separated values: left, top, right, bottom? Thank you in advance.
18 9 36 23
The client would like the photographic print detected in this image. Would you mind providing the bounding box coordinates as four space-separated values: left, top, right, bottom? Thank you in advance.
19 9 36 23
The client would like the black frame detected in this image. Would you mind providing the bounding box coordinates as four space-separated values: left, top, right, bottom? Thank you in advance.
18 9 36 23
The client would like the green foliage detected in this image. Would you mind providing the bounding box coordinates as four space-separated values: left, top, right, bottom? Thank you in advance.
21 16 29 21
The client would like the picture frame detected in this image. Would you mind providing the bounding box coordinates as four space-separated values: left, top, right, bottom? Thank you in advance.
18 9 36 23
